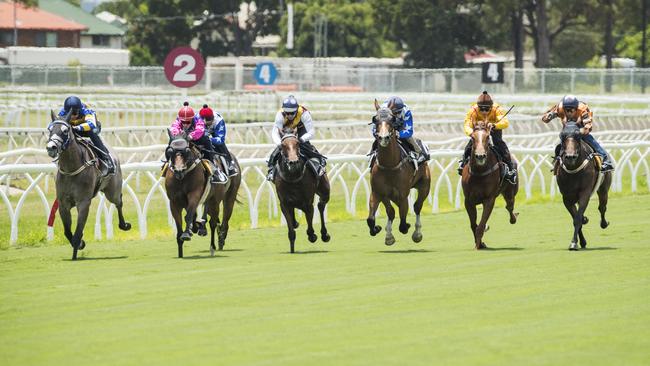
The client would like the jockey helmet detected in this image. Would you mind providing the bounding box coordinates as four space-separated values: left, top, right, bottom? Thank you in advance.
477 91 493 111
386 96 404 115
199 104 214 121
63 96 83 115
282 95 299 114
562 95 579 110
178 102 194 123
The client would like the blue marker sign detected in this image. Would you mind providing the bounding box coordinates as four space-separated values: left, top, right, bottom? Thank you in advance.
254 62 277 85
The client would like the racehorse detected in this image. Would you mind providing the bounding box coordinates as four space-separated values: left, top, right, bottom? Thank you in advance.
164 135 241 258
273 127 330 253
367 100 431 246
556 122 612 250
461 122 518 250
46 111 131 260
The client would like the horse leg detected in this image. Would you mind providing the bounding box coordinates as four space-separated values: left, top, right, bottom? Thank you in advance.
58 204 75 257
464 198 478 249
411 174 430 243
280 203 296 253
576 193 591 249
194 204 208 237
181 193 202 242
105 185 132 231
71 199 92 259
170 201 185 258
218 192 237 251
317 175 331 242
598 173 612 229
397 198 411 234
304 203 318 243
207 204 219 256
475 198 496 250
366 191 382 236
383 199 396 246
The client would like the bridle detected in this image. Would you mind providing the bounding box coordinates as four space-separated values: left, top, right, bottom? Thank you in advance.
559 123 594 174
469 126 499 177
277 132 307 183
168 139 201 180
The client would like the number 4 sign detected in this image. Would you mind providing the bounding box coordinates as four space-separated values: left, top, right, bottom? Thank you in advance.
164 47 206 88
254 62 277 85
481 62 504 84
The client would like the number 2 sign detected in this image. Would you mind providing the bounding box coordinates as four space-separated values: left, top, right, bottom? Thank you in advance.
164 47 205 88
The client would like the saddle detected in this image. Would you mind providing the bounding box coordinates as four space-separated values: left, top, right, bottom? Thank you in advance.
76 137 115 177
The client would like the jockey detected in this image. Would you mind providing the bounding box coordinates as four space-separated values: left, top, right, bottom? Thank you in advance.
266 95 327 181
371 96 426 162
58 96 114 175
169 102 224 183
542 95 613 172
200 104 238 176
459 91 517 184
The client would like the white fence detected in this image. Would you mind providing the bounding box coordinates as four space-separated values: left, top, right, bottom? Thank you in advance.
2 65 650 94
2 143 649 246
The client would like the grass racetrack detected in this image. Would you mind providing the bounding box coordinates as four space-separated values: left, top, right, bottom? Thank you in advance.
1 195 649 365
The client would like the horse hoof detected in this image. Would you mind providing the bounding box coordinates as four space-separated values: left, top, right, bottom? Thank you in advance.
370 226 382 236
476 242 488 250
399 223 411 234
385 238 396 246
321 233 331 242
78 240 86 250
601 221 609 229
180 232 192 241
412 232 423 243
119 222 132 231
582 216 589 225
308 233 318 243
510 213 518 224
569 241 579 251
197 227 207 237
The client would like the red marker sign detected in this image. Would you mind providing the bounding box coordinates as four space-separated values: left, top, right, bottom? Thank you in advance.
163 47 205 88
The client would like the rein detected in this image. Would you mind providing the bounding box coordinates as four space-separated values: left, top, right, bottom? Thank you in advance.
469 162 500 177
561 153 596 174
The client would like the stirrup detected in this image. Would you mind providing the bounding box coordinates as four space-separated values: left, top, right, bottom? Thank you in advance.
211 170 228 184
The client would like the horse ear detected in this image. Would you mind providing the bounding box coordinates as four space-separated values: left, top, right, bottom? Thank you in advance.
374 99 380 111
64 110 72 123
50 110 56 121
166 128 173 140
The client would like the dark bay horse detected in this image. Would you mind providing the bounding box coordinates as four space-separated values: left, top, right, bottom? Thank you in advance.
164 136 241 257
556 122 612 250
367 101 430 246
273 128 330 253
46 111 131 260
461 123 518 250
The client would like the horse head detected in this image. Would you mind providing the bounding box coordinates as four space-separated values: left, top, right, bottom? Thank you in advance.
373 99 397 148
166 134 196 180
560 121 582 163
46 110 73 159
279 127 302 174
470 121 493 166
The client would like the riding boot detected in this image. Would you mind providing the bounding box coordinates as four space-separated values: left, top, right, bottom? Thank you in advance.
458 140 472 175
89 132 114 175
209 158 227 184
502 153 517 184
406 137 423 162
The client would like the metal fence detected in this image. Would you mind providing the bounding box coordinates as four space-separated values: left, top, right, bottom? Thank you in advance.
1 65 650 94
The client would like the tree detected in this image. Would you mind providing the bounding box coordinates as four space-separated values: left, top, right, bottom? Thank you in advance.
277 1 387 57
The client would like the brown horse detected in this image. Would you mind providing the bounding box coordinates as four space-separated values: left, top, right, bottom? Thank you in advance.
461 123 518 250
273 128 330 253
46 112 131 260
164 136 241 258
556 122 611 250
367 101 431 246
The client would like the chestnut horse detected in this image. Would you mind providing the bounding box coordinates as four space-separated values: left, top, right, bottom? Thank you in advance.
164 136 241 258
556 122 611 250
461 123 518 250
273 128 330 253
367 101 431 246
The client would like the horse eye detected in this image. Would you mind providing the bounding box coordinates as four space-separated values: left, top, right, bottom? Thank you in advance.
61 126 68 133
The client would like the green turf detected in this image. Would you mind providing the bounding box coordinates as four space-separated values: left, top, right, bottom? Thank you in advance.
1 195 649 365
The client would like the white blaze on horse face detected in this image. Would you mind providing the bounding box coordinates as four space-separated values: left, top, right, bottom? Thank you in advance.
378 121 391 147
565 138 578 158
173 153 186 171
283 138 300 163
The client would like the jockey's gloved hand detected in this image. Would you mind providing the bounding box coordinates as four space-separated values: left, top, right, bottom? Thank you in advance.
73 125 83 132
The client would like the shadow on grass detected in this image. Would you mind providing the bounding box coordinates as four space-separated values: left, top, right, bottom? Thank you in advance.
198 248 244 253
181 254 229 259
483 247 525 251
64 255 129 261
284 250 329 255
378 249 433 254
581 246 618 251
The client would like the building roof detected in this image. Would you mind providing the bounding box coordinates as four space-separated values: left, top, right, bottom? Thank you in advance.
38 0 125 36
0 1 87 31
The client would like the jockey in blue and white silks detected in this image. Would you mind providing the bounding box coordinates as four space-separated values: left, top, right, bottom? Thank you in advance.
57 96 114 174
371 96 425 160
201 104 238 176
